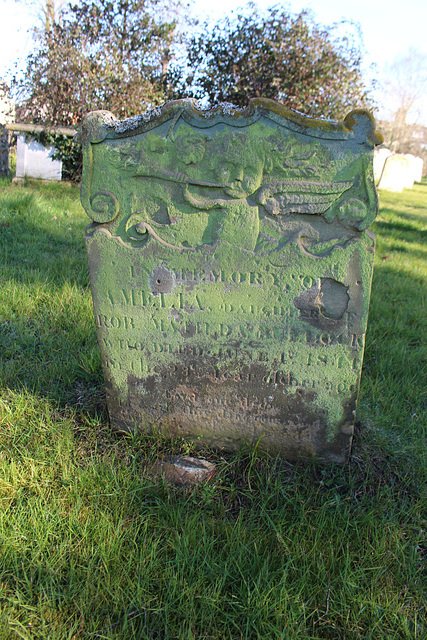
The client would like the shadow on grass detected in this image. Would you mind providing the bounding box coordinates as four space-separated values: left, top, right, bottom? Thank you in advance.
374 218 427 246
0 186 89 288
0 192 102 411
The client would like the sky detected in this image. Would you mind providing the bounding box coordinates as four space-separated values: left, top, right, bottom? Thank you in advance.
0 0 426 123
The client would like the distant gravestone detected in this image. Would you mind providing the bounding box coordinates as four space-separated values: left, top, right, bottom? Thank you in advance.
16 133 62 181
378 153 412 192
79 99 382 462
405 154 423 184
373 147 392 185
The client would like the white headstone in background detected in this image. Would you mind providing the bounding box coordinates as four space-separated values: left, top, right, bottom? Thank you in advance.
373 148 392 185
405 154 424 184
16 133 62 181
378 154 412 192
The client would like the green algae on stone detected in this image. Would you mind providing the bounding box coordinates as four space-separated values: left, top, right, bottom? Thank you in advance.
80 98 381 462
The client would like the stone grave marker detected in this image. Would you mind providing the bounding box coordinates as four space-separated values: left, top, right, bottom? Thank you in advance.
378 153 412 192
79 99 382 462
373 147 392 185
405 154 423 184
16 133 62 180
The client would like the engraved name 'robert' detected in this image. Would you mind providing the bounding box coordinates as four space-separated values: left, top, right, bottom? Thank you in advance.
95 314 364 350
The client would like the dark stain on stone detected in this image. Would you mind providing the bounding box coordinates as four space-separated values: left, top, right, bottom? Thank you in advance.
180 323 196 337
111 352 352 460
101 352 357 462
150 203 171 226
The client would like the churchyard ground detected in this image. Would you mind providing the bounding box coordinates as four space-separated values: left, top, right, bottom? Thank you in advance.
0 178 426 639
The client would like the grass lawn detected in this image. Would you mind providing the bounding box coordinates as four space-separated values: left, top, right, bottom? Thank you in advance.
0 177 426 639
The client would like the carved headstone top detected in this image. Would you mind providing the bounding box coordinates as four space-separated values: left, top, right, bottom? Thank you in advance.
80 99 381 237
80 99 381 462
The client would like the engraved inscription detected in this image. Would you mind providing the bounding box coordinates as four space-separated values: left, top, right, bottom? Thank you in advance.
95 314 135 329
96 309 365 353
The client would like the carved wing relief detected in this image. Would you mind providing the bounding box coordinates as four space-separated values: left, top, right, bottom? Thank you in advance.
257 180 354 216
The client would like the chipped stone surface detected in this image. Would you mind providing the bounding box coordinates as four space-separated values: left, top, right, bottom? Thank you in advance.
80 98 381 463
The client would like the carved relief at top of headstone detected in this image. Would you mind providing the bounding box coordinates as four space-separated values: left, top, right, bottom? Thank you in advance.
80 100 381 247
79 99 382 462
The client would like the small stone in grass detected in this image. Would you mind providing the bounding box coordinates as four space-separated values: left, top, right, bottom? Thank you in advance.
152 456 216 486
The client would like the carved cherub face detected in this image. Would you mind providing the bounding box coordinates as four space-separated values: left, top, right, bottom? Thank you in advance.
216 134 265 199
219 157 264 198
175 130 206 165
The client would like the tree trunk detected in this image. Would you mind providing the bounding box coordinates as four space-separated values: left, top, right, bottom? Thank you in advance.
0 126 9 176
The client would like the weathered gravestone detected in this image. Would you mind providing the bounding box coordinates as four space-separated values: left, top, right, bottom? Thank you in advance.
79 99 382 462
